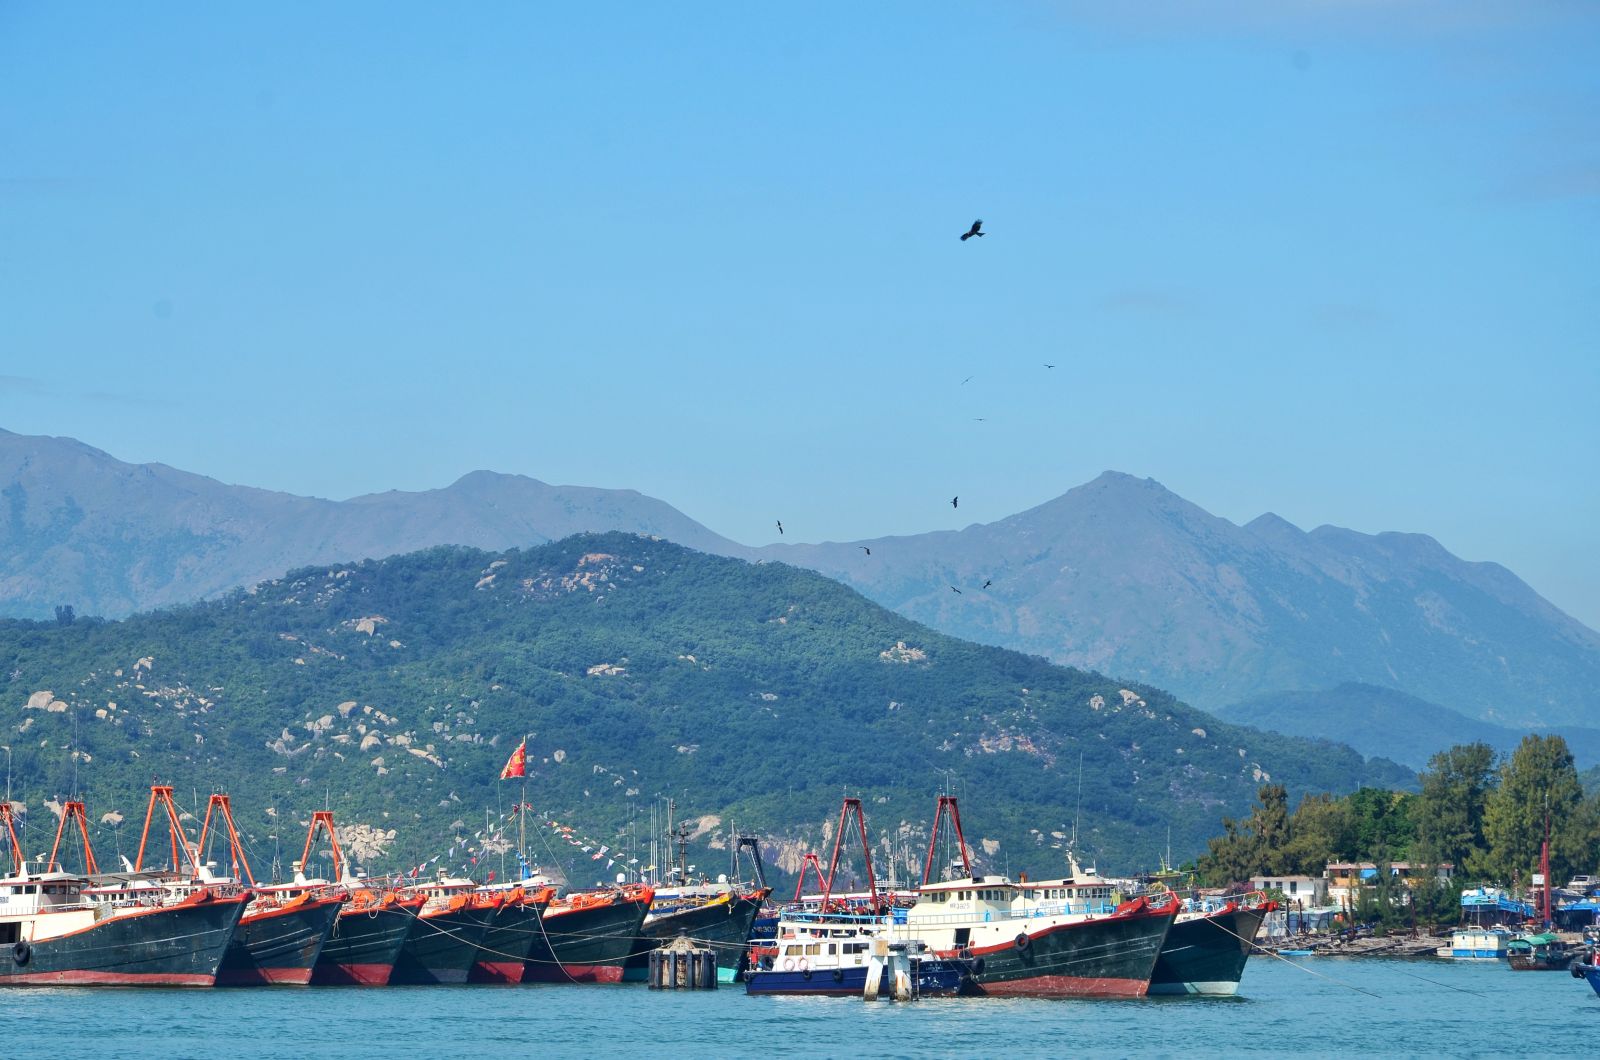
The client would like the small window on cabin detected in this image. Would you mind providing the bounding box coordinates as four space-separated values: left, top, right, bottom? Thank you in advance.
827 944 836 955
804 944 820 956
784 945 799 956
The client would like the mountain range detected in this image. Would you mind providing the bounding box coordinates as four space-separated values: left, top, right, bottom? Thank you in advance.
0 532 1412 878
5 428 1597 730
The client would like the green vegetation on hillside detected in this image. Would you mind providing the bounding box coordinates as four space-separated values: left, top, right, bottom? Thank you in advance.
0 533 1412 885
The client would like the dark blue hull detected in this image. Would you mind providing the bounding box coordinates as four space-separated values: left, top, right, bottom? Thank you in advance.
745 960 969 997
1583 965 1600 997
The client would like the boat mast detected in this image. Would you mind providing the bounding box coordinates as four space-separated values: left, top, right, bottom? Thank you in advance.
196 793 257 885
821 797 878 903
518 732 528 878
47 800 99 875
921 795 972 885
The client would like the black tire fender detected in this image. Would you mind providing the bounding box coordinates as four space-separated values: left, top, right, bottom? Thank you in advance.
12 939 30 966
1014 933 1030 951
832 968 844 983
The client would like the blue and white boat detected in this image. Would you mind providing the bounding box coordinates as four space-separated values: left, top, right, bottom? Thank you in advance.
1435 927 1513 960
744 908 971 997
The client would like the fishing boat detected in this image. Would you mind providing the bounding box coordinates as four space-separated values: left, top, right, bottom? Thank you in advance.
390 872 502 984
904 797 1179 998
186 792 345 986
1507 932 1574 971
1146 891 1275 996
745 907 972 997
467 882 556 983
0 801 246 987
522 882 654 983
745 801 972 998
298 811 419 986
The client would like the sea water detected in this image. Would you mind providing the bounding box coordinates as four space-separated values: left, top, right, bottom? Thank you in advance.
4 957 1594 1058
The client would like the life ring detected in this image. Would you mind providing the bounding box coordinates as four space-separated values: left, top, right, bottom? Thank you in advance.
782 957 795 971
832 968 844 983
12 940 30 966
1014 933 1030 951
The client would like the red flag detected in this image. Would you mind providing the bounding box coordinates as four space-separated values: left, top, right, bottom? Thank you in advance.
499 740 527 779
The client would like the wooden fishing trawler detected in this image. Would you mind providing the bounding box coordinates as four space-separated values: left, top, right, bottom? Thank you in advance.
390 872 502 985
298 811 420 986
467 881 556 983
0 801 245 986
523 881 654 983
902 797 1178 998
136 788 346 987
1146 890 1274 995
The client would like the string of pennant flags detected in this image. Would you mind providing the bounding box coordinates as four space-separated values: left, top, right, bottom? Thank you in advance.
382 736 662 883
394 802 647 882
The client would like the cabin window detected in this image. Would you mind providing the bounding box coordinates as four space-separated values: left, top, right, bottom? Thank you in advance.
22 885 36 895
784 945 800 956
827 944 836 955
803 944 820 957
0 924 17 944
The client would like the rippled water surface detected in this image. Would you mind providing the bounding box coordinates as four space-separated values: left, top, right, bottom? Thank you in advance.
7 957 1596 1058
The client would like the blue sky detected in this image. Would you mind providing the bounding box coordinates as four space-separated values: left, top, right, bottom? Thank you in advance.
2 2 1597 626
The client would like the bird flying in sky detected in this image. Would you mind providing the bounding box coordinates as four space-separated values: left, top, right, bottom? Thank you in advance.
860 546 871 555
982 579 992 590
951 496 959 509
1043 363 1055 369
949 585 963 594
960 219 984 241
775 520 783 535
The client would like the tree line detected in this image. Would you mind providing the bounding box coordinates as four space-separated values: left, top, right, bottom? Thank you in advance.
1197 734 1600 891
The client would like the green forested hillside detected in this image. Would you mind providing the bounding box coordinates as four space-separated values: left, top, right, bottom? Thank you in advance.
0 533 1411 885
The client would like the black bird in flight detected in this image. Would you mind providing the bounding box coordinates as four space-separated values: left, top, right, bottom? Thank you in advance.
961 376 973 385
1043 363 1055 369
960 219 984 242
982 579 992 590
951 496 959 509
860 546 871 556
949 585 963 594
776 520 784 535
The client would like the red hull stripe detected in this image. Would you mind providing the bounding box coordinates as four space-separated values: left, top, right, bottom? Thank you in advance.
977 974 1148 998
2 970 215 987
311 963 394 986
215 966 315 986
524 962 624 984
469 961 526 984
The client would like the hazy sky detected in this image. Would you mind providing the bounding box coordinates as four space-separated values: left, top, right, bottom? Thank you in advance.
3 2 1596 627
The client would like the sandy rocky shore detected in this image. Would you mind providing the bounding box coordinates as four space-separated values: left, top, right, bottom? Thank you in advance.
1261 929 1592 959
